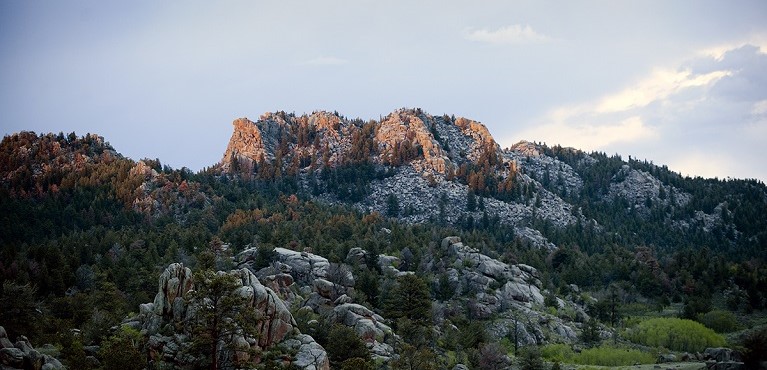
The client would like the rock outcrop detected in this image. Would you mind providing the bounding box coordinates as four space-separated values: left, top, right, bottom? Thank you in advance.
434 237 585 345
132 263 329 370
0 327 65 370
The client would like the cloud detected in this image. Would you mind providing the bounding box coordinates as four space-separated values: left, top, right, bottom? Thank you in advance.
464 24 550 45
299 56 349 66
514 116 658 150
517 43 767 181
595 69 731 113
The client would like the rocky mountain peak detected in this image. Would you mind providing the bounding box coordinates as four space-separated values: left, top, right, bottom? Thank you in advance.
509 140 542 157
219 108 504 177
376 109 449 174
221 117 267 171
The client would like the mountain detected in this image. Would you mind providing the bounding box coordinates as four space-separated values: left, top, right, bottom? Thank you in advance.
218 108 767 255
2 110 766 369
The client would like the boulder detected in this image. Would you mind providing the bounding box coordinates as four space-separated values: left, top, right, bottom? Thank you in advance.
261 273 298 304
274 248 329 284
658 353 676 363
328 304 393 345
152 263 193 318
369 341 395 361
497 281 544 305
705 348 739 362
334 294 353 305
229 268 296 349
345 247 368 266
0 348 23 368
26 349 45 370
313 278 336 299
0 328 12 350
280 334 329 370
477 259 512 281
40 355 65 370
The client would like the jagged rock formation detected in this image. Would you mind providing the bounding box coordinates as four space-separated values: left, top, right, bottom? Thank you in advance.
130 263 329 370
432 237 585 344
207 107 767 252
0 326 65 370
238 247 398 362
218 108 577 249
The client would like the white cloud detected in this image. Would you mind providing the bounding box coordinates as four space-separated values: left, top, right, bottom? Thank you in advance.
299 56 349 66
513 116 658 150
464 24 550 45
595 69 731 113
516 43 767 181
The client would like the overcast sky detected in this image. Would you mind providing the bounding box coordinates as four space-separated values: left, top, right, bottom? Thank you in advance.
1 1 766 181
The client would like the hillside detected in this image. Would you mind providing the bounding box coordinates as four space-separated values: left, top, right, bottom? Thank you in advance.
218 108 767 255
1 110 766 369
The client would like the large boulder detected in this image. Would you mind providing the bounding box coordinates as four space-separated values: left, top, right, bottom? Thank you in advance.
274 248 329 284
704 348 741 362
497 280 545 306
0 347 24 368
229 268 297 349
280 334 330 370
0 327 12 350
345 247 368 266
328 303 394 347
152 263 193 318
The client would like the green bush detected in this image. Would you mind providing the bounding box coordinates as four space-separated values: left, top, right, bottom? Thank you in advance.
626 317 726 352
574 346 655 366
697 310 740 333
540 343 574 363
540 344 654 366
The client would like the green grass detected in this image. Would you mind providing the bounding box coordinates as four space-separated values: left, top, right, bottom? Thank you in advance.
540 344 655 367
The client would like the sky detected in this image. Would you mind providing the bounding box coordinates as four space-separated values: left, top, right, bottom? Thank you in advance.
1 1 766 181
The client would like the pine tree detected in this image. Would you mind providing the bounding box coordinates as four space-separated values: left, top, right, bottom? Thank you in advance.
185 270 260 370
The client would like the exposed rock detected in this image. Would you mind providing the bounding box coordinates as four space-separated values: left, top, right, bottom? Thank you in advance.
376 109 449 174
273 248 329 284
0 328 63 370
658 353 677 363
0 348 23 368
443 236 544 305
704 348 741 363
221 117 269 171
40 357 65 370
498 281 544 306
0 327 12 350
313 278 336 299
345 247 368 266
151 262 193 320
134 264 329 369
323 303 395 360
260 273 298 304
280 334 330 370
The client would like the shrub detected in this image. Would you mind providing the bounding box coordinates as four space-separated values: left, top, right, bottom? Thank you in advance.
540 343 574 363
541 344 654 366
574 345 655 366
325 324 371 368
518 347 544 370
697 310 740 333
626 317 726 352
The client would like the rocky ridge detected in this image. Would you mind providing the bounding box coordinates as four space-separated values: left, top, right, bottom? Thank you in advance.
219 108 747 251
